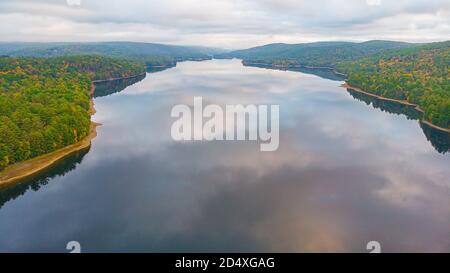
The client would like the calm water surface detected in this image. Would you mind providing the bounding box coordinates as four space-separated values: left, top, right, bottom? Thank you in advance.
0 59 449 252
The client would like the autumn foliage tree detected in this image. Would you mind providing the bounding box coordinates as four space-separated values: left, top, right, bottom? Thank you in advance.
0 56 145 170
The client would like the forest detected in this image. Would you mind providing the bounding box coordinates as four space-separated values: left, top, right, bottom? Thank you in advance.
0 40 448 172
221 40 450 129
337 41 450 129
215 40 413 67
0 42 216 68
0 56 146 171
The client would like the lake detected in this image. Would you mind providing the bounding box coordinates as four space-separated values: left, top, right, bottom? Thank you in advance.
0 59 449 252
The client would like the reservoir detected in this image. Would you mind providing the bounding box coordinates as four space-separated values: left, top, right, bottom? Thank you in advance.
0 59 449 252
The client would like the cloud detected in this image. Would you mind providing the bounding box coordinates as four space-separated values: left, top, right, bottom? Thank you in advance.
66 0 81 6
366 0 381 6
0 0 448 48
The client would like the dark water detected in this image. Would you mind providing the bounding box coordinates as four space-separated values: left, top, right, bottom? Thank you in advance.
0 59 449 252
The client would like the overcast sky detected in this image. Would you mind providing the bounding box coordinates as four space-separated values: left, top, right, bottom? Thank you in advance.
0 0 448 49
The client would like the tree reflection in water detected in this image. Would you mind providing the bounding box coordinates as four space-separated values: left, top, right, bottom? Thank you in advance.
244 62 450 154
0 73 155 209
347 88 449 154
0 146 90 209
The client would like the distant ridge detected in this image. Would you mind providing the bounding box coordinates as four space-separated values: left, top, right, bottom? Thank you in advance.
0 41 220 67
214 40 417 67
215 39 449 131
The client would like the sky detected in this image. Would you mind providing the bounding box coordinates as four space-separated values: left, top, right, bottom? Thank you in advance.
0 0 448 49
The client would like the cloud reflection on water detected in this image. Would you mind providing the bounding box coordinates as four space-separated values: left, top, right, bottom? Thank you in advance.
0 59 449 252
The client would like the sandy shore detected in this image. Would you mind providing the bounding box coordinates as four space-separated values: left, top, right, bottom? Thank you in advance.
0 83 100 187
420 120 450 133
0 71 149 186
341 83 450 133
0 122 99 187
341 83 417 106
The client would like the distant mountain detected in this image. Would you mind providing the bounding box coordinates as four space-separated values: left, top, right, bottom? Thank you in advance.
0 42 216 67
215 40 416 67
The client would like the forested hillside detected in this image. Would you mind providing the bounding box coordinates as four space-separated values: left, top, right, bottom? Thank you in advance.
0 42 214 68
0 56 146 171
215 40 414 67
219 40 449 129
337 41 450 129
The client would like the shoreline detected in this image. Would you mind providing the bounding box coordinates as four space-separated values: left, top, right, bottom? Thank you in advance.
0 66 197 186
241 60 449 134
242 60 449 133
0 83 103 187
0 71 148 186
92 72 146 83
147 64 176 68
341 83 450 133
0 122 99 187
241 61 348 77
